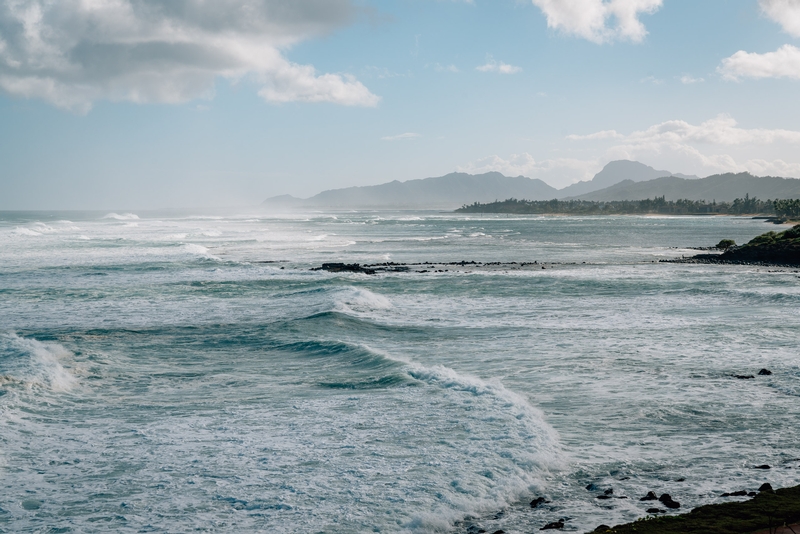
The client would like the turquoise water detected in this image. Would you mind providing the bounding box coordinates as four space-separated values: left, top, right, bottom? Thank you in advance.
1 211 798 533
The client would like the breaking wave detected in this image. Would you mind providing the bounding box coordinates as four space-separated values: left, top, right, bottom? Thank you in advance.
0 334 78 392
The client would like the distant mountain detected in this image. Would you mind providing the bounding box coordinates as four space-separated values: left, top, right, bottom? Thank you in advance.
262 172 558 209
556 160 675 198
572 172 800 202
262 161 800 210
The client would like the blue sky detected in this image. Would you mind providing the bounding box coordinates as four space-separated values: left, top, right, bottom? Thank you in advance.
1 0 800 209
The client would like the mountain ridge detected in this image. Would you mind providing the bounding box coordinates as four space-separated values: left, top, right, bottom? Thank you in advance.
262 161 800 209
569 172 800 202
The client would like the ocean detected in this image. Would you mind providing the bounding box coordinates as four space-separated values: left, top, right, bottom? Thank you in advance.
1 210 798 533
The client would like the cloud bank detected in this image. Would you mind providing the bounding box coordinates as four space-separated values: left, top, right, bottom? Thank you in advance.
760 0 800 37
530 0 663 43
462 116 800 190
718 44 800 80
457 153 600 187
0 0 379 112
715 1 800 81
570 115 800 177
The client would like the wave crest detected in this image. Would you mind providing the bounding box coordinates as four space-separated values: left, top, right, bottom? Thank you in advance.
103 212 139 220
0 334 78 392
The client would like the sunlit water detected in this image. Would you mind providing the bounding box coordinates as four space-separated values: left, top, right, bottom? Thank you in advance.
1 210 798 533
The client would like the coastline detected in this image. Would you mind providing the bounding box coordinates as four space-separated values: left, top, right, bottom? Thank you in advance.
587 484 800 534
682 223 800 267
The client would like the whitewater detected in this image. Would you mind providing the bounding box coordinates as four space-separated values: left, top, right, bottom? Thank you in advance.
1 210 798 533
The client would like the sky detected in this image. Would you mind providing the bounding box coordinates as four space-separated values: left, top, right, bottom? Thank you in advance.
2 0 800 209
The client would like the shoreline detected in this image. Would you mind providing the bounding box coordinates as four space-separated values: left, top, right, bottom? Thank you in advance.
587 484 800 534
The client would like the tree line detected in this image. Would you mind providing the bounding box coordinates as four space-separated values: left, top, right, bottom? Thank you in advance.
457 195 800 218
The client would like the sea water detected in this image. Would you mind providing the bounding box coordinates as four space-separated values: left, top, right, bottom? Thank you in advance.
0 210 798 533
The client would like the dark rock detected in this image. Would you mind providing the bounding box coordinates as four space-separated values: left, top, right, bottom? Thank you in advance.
734 374 755 379
491 531 504 534
586 483 598 491
721 490 748 497
596 495 612 500
540 519 564 530
748 492 757 496
530 497 549 508
466 526 485 534
675 478 686 482
758 369 773 375
21 499 41 511
759 483 774 492
314 263 376 275
640 491 658 501
755 464 771 469
647 508 666 514
659 494 680 509
603 488 613 495
594 525 611 532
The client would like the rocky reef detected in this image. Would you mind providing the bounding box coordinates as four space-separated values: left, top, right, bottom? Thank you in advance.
589 483 800 534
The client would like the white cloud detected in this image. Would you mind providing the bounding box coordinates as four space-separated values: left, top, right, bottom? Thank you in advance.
680 75 704 84
0 0 379 112
569 115 800 177
461 116 800 188
574 115 800 146
457 153 600 188
640 75 664 84
476 56 522 74
530 0 662 44
760 0 800 37
433 63 460 73
718 44 800 81
566 129 624 141
381 132 420 141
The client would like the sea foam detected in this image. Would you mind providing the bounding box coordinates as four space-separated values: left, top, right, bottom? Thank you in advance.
103 212 139 220
333 287 392 312
0 334 77 392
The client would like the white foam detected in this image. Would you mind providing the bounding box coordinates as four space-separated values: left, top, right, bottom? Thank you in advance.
1 334 78 392
184 243 209 255
404 363 563 531
103 212 139 220
333 287 393 312
354 344 564 531
12 227 42 236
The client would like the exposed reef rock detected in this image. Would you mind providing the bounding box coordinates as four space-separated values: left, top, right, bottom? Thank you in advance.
310 261 565 275
589 484 800 534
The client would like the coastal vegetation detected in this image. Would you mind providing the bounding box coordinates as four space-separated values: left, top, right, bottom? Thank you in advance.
456 195 793 217
692 224 800 266
774 199 800 219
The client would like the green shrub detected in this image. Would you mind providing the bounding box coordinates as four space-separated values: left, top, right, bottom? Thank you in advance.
748 232 777 246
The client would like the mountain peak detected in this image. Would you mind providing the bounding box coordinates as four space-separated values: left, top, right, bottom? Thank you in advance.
592 160 673 188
